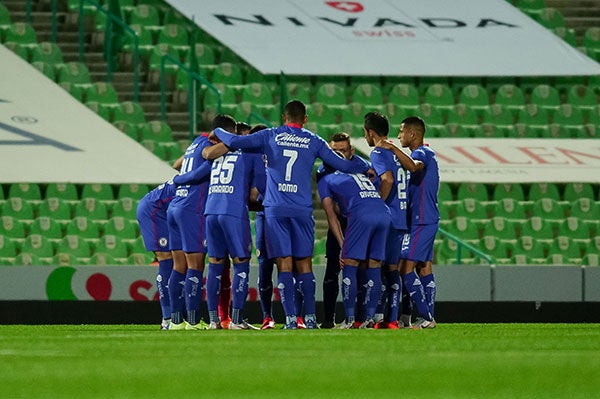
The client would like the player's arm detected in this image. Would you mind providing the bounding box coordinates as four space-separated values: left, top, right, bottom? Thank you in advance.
320 147 369 174
321 197 344 248
376 140 424 172
172 160 212 186
379 170 394 201
214 127 265 151
202 142 229 160
172 155 184 171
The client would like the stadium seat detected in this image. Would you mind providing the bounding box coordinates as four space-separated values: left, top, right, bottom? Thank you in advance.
30 41 64 65
423 84 455 117
537 8 565 29
386 83 420 115
530 84 561 113
4 41 29 60
516 104 550 137
58 82 84 102
85 82 119 105
211 62 244 86
29 217 63 242
583 27 600 61
74 198 108 221
437 237 478 265
416 103 445 126
520 217 555 250
121 24 155 60
240 83 274 106
103 216 138 241
512 236 546 261
96 235 129 260
45 183 79 202
0 3 11 37
454 199 488 223
56 235 92 261
0 235 18 262
558 216 592 246
1 198 35 221
445 104 479 136
81 183 114 201
551 104 585 137
548 236 582 262
481 104 514 135
147 43 180 81
479 235 510 262
20 234 54 260
285 83 312 104
493 84 526 117
142 139 170 160
89 252 119 266
457 84 490 117
581 253 599 267
445 216 480 243
112 101 146 126
86 101 112 122
4 22 37 48
492 183 525 202
530 198 564 226
566 85 598 119
56 62 92 89
52 252 78 266
157 24 189 56
306 102 338 125
553 27 577 47
456 182 489 202
568 198 598 221
65 216 100 240
315 83 347 107
13 253 41 266
527 182 560 201
117 184 149 201
438 182 454 203
564 183 595 202
351 83 383 106
217 46 244 64
339 102 366 125
492 198 527 220
129 4 161 31
482 217 518 246
127 252 155 265
139 121 174 143
183 43 216 66
31 61 56 81
36 198 72 222
479 123 507 138
113 120 141 141
0 216 26 241
8 183 42 201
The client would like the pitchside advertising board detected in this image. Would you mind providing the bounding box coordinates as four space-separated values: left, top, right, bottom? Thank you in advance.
167 0 600 76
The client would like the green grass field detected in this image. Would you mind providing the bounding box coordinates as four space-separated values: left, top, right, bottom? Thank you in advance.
1 324 599 398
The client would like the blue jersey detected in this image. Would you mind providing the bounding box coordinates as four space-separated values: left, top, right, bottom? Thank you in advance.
407 145 440 225
370 147 408 230
141 180 176 208
204 150 253 218
247 152 267 198
214 125 370 217
169 134 212 214
136 180 176 252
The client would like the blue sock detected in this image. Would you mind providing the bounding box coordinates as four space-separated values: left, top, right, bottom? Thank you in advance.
403 271 432 321
232 261 250 324
385 269 401 323
355 268 367 322
185 268 204 325
401 287 413 318
168 269 186 324
364 268 382 320
277 271 295 319
297 272 316 317
157 258 173 320
341 265 358 322
206 263 224 323
420 273 436 318
375 273 387 316
293 274 304 317
258 256 274 318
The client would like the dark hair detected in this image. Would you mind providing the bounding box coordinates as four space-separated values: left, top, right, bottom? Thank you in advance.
401 116 426 136
236 122 251 135
364 111 389 137
284 100 306 123
330 132 351 144
249 124 268 134
212 114 237 133
316 150 344 182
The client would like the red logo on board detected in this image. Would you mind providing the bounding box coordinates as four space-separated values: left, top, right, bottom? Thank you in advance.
326 2 364 13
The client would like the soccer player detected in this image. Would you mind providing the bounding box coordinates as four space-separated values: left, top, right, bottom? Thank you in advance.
166 115 233 330
378 116 438 329
212 100 370 329
136 180 177 330
317 149 391 329
363 111 409 329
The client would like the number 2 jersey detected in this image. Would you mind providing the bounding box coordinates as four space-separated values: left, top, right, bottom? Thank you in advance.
407 145 440 226
369 147 408 230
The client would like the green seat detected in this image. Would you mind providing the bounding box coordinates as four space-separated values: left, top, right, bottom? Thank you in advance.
315 83 347 106
451 77 484 97
58 81 84 102
494 84 526 117
103 216 137 240
581 253 599 267
148 43 180 76
117 184 148 200
29 217 63 242
127 252 155 265
45 183 79 201
113 101 146 126
520 217 555 249
5 22 37 48
537 7 565 29
56 62 92 89
558 217 592 245
156 24 189 55
456 182 489 202
211 62 244 85
481 104 515 135
85 82 119 105
423 84 454 118
513 236 546 260
240 83 274 105
569 198 598 221
88 252 119 265
544 253 578 265
57 235 92 260
81 183 114 201
14 253 41 266
552 104 585 137
517 104 550 137
351 83 383 106
339 102 366 125
4 41 29 60
482 217 518 245
245 67 277 87
306 102 338 125
416 103 445 126
478 235 510 262
485 76 517 94
37 198 72 221
531 198 564 222
129 4 161 30
65 216 100 240
113 120 141 141
0 3 11 33
21 234 54 259
0 216 26 241
1 198 35 221
139 121 173 143
492 198 527 220
566 85 598 119
583 27 600 61
52 253 78 266
142 139 169 160
563 183 595 202
527 182 560 201
386 83 420 116
96 234 129 259
285 83 312 104
30 41 64 64
458 84 490 117
438 182 454 204
418 77 450 94
86 101 112 121
530 84 561 114
493 183 525 202
31 61 56 81
445 216 480 244
548 236 582 262
74 198 108 221
217 45 244 64
445 104 479 134
8 183 41 201
0 235 18 260
455 198 488 219
121 24 155 59
552 27 576 47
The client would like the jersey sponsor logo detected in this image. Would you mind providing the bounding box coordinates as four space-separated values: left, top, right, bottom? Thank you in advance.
176 188 189 197
275 132 310 149
278 183 298 193
209 185 235 194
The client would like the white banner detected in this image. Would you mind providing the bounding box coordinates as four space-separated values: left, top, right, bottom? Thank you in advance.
353 138 600 183
168 0 600 76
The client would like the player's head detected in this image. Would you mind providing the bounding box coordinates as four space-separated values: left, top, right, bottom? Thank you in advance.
212 114 237 133
236 121 251 136
282 100 308 126
249 124 268 134
329 132 354 160
398 116 426 149
363 111 389 147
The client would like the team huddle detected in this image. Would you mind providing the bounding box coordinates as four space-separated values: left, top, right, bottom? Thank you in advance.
136 100 440 330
